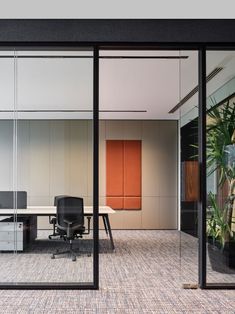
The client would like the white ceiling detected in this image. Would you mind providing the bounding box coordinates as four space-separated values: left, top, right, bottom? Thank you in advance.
0 50 234 120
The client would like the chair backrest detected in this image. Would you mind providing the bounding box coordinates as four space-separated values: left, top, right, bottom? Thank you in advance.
54 195 69 206
56 196 84 228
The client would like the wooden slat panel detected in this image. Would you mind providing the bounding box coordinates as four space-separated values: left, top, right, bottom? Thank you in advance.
183 161 199 202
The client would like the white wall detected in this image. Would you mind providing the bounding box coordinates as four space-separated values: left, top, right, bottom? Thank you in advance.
0 119 178 230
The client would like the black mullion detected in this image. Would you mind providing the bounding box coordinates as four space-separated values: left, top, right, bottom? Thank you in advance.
93 46 99 290
198 48 207 289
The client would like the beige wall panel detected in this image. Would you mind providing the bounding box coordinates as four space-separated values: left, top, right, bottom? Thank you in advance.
108 211 124 229
49 121 68 199
83 212 121 230
99 121 106 197
142 197 160 229
0 121 13 190
121 210 142 229
105 120 125 139
157 121 177 197
38 217 51 230
99 196 106 206
158 162 177 197
123 121 142 139
0 119 178 230
29 121 50 198
83 196 92 206
83 216 107 230
28 195 51 206
69 121 88 197
142 121 160 197
159 196 177 229
142 120 160 142
17 121 30 193
87 120 93 199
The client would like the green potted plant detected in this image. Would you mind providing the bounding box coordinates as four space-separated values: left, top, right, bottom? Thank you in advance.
206 101 235 272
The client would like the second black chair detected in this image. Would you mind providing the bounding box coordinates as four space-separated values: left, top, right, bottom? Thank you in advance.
51 196 89 261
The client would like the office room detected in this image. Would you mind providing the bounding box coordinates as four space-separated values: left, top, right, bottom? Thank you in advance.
0 47 234 290
0 48 181 285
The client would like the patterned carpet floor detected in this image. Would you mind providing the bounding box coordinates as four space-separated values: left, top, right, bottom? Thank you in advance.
0 230 234 313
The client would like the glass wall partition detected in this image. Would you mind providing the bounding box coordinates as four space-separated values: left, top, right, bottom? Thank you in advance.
179 51 199 286
0 48 97 287
0 51 16 285
206 51 235 286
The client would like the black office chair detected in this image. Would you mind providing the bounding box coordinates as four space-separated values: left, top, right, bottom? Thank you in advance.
51 196 90 261
48 195 68 239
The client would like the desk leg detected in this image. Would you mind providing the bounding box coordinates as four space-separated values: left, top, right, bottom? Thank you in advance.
103 214 115 251
102 215 108 235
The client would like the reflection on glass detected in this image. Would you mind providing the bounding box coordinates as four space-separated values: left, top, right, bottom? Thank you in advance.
206 51 235 284
179 51 199 285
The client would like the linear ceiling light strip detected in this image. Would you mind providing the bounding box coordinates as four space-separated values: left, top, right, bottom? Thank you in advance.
169 67 223 113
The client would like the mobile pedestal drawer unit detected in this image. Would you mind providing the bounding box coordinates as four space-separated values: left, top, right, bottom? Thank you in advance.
0 221 23 251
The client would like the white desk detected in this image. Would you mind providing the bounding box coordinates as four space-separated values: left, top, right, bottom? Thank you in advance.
0 206 116 250
0 206 115 216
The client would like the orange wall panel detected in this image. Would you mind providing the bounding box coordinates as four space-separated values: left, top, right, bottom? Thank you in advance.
106 140 141 210
106 140 124 197
124 140 141 197
106 197 124 210
124 197 141 210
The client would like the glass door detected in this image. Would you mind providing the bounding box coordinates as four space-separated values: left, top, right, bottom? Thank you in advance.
0 50 18 284
205 50 235 287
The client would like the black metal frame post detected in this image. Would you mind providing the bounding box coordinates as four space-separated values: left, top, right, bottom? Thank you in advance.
198 48 207 289
93 46 99 290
